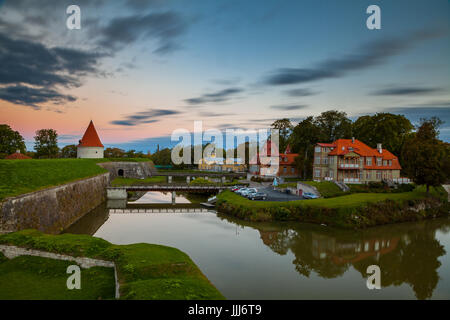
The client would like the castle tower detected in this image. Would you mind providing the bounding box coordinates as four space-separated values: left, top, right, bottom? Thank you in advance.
77 120 104 158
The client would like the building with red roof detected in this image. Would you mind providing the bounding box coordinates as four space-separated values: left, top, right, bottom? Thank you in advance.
76 120 104 158
5 150 31 160
249 141 299 177
313 138 403 184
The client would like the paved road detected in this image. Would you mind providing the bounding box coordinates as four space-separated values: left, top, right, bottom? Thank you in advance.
237 186 303 201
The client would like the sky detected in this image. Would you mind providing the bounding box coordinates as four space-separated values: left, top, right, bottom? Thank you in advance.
0 0 449 152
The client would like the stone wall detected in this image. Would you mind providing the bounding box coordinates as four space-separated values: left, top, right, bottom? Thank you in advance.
97 161 156 180
0 173 109 234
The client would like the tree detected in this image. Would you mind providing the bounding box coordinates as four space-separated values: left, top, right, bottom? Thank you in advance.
34 129 59 158
314 110 352 142
0 124 26 158
104 147 125 158
353 113 413 157
401 118 448 192
289 117 322 179
61 144 77 158
271 118 293 153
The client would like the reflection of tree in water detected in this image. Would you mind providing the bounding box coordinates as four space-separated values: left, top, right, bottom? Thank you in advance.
352 225 445 300
217 214 450 299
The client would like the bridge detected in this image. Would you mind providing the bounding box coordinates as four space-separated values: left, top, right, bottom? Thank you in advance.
155 171 245 183
106 184 236 201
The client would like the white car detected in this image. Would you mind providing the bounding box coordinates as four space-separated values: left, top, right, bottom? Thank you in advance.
242 188 258 197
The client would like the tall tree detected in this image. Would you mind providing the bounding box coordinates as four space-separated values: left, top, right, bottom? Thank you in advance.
353 113 413 157
61 144 77 158
289 117 322 179
0 124 26 158
401 118 448 192
314 110 352 142
34 129 59 158
271 118 293 153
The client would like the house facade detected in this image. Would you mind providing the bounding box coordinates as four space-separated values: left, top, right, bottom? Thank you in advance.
313 138 402 184
198 152 246 172
249 141 299 177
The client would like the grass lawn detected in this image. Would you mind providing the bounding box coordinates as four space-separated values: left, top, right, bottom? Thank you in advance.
0 159 108 201
0 255 115 300
111 176 167 186
0 230 224 300
218 186 441 210
301 181 346 198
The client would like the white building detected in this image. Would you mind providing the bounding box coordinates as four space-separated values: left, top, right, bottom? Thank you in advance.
77 120 104 158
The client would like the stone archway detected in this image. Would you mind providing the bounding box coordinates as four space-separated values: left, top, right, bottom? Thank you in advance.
118 169 124 177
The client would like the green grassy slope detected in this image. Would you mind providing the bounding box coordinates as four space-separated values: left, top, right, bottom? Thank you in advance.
0 230 224 300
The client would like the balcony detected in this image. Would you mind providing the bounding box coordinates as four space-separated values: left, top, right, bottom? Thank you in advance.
338 163 360 169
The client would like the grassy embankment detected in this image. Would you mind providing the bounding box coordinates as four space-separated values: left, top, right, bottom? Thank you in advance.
0 158 154 201
0 230 224 300
216 186 449 228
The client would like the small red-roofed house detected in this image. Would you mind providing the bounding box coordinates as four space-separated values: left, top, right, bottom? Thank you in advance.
77 120 104 158
312 137 405 184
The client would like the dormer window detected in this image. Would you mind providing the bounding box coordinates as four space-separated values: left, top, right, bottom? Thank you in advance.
377 157 382 166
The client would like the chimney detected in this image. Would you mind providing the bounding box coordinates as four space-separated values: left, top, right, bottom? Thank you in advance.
352 137 355 144
377 143 382 154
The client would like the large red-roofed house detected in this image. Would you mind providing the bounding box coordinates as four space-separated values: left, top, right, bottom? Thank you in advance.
77 120 104 158
313 138 403 184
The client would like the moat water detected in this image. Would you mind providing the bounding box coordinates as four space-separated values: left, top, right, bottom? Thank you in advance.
65 192 450 300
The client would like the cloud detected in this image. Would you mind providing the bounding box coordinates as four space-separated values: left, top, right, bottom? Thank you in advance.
270 104 308 111
0 32 103 109
0 85 76 109
264 29 445 86
198 111 229 117
283 88 317 97
371 86 442 96
185 87 244 105
110 108 181 126
97 11 189 55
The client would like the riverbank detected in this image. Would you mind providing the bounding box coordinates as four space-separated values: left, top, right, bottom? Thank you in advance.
216 186 449 228
0 229 224 300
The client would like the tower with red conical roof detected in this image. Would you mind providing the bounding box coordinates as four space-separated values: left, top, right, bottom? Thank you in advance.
76 120 104 158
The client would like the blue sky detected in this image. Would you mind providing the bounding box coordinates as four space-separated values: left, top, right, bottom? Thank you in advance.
0 0 449 152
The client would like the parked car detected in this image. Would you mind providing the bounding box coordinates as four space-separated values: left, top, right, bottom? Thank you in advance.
303 192 319 199
231 186 241 192
249 192 267 200
242 188 258 197
236 188 249 195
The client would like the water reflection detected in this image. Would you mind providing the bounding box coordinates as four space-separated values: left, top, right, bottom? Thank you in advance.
217 214 450 300
65 192 450 299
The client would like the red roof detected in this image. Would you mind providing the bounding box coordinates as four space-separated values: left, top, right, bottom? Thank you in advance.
321 139 401 170
280 153 298 165
317 143 336 147
77 120 104 148
5 152 31 159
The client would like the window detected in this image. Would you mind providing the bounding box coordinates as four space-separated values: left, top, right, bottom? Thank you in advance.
323 157 328 164
315 169 321 178
377 157 382 166
329 156 334 164
376 171 382 180
315 156 321 164
291 167 295 174
389 160 392 166
366 157 372 166
315 146 321 153
383 160 387 166
329 170 334 178
283 167 287 173
366 171 370 179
